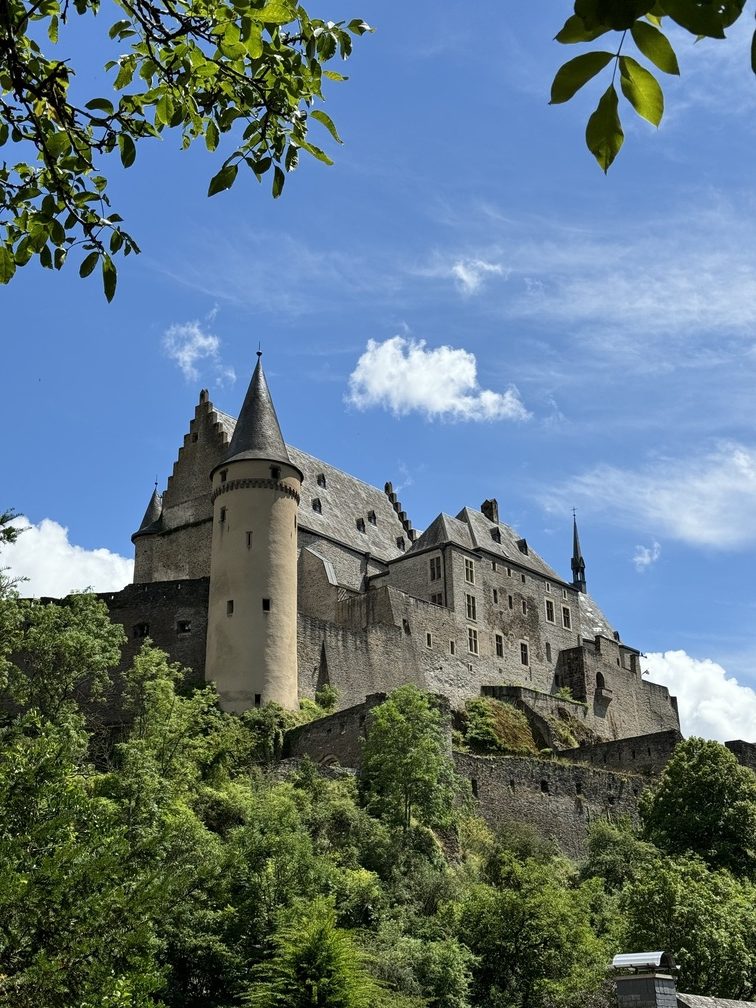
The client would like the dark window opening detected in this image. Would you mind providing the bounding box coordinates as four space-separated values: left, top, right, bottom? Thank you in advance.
402 618 411 635
471 778 479 798
450 640 456 655
509 778 516 791
396 536 405 551
133 622 150 638
430 556 442 580
508 594 513 609
262 598 271 612
520 642 529 666
191 432 198 443
356 517 366 533
220 469 227 483
226 600 234 616
270 466 281 480
254 693 262 708
177 620 192 635
493 588 499 604
596 671 606 690
491 528 501 543
220 507 226 524
495 633 504 658
317 473 327 488
521 574 526 584
576 781 583 795
246 531 253 549
540 780 549 793
312 498 322 513
368 510 377 525
546 642 552 662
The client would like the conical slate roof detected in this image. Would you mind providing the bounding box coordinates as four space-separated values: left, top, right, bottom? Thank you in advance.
219 354 297 471
133 486 162 538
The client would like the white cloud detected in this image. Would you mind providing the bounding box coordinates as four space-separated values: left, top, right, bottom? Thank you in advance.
3 517 133 597
545 442 756 549
633 541 661 573
346 336 530 422
163 320 236 386
450 258 506 295
644 650 756 743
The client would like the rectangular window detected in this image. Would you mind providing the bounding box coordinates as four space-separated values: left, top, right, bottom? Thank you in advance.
262 598 271 612
356 517 366 533
562 607 571 630
467 627 479 655
312 498 322 513
450 640 456 655
507 567 512 577
220 469 228 483
431 592 443 606
176 620 191 635
132 622 150 638
226 601 234 616
546 642 552 662
368 510 377 525
495 633 504 658
562 589 568 599
545 582 551 593
426 632 432 648
464 558 475 584
254 693 262 707
508 594 513 610
430 556 442 581
270 466 281 480
219 506 226 524
521 599 527 615
545 599 555 623
492 561 498 572
465 594 477 621
246 531 253 549
493 588 499 604
520 641 529 666
521 574 526 584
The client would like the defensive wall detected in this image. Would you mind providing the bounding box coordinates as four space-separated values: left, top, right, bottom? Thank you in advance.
561 730 684 776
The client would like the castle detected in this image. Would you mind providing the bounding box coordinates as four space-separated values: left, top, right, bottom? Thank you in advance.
95 356 756 855
106 353 679 735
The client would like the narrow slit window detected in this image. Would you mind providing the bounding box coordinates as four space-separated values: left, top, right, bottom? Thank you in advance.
219 506 227 524
493 588 499 605
220 468 228 483
246 531 253 549
545 642 552 662
262 598 271 612
450 640 456 655
495 633 504 658
254 693 262 707
426 632 432 648
562 606 571 630
270 466 281 480
226 600 234 616
356 517 366 533
520 641 529 666
317 473 327 488
312 498 322 513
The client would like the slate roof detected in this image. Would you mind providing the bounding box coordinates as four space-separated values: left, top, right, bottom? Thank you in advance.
455 506 566 581
133 488 163 538
217 356 297 473
409 513 475 553
678 996 756 1008
578 591 618 640
288 445 408 563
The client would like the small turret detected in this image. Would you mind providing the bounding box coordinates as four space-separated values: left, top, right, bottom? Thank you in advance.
133 485 163 538
205 353 302 713
571 512 586 593
131 485 163 584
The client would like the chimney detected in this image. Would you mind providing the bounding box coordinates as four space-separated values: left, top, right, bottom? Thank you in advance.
612 952 678 1008
481 498 499 524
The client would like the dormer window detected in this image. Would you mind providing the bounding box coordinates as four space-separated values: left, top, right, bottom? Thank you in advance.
396 536 405 551
491 528 501 544
356 518 366 533
516 538 528 555
312 498 322 514
317 473 327 488
368 510 377 525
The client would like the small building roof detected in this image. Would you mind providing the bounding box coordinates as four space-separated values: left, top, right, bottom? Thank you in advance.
612 952 674 971
677 996 756 1008
132 487 162 539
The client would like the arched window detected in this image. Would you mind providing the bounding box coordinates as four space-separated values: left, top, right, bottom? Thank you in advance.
596 671 606 690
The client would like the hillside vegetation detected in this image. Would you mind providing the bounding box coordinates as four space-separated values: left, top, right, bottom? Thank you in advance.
1 593 756 1007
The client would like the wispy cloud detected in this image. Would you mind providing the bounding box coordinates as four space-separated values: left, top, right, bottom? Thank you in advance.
346 335 530 422
645 649 756 742
414 255 508 296
4 517 133 596
163 319 236 386
543 442 756 549
633 541 661 573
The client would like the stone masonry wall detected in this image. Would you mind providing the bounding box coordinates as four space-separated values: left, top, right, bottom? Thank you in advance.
725 740 756 772
562 730 683 776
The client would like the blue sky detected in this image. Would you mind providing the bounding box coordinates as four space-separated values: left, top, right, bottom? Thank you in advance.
4 3 756 739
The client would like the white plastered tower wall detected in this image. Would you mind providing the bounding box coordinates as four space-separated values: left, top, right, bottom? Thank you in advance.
205 354 303 712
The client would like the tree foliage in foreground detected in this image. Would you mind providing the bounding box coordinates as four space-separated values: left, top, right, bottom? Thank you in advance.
0 0 370 297
1 587 756 1006
552 2 753 171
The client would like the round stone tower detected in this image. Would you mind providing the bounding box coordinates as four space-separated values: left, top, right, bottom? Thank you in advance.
205 353 302 712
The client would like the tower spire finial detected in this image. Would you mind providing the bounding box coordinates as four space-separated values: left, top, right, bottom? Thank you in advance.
571 510 586 593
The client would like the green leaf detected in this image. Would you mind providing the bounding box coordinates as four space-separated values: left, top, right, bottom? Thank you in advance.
48 15 58 42
585 84 624 173
0 247 16 284
555 14 610 43
155 94 174 126
205 120 219 152
119 134 136 168
253 0 295 25
85 97 115 115
46 131 70 157
109 18 131 39
79 251 99 278
619 55 664 126
102 255 117 302
207 163 238 196
550 51 614 105
323 70 347 81
272 165 285 198
310 109 342 144
296 139 334 165
663 0 744 38
631 20 680 75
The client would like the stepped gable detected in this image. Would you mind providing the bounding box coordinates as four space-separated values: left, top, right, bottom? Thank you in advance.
456 505 563 581
407 513 474 553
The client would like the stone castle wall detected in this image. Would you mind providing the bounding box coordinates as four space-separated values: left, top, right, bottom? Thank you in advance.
562 730 683 776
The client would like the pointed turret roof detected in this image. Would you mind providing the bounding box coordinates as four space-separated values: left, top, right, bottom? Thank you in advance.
217 353 301 475
571 512 586 592
132 486 163 540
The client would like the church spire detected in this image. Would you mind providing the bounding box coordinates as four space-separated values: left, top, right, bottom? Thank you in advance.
220 352 293 470
133 485 162 537
571 510 586 593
